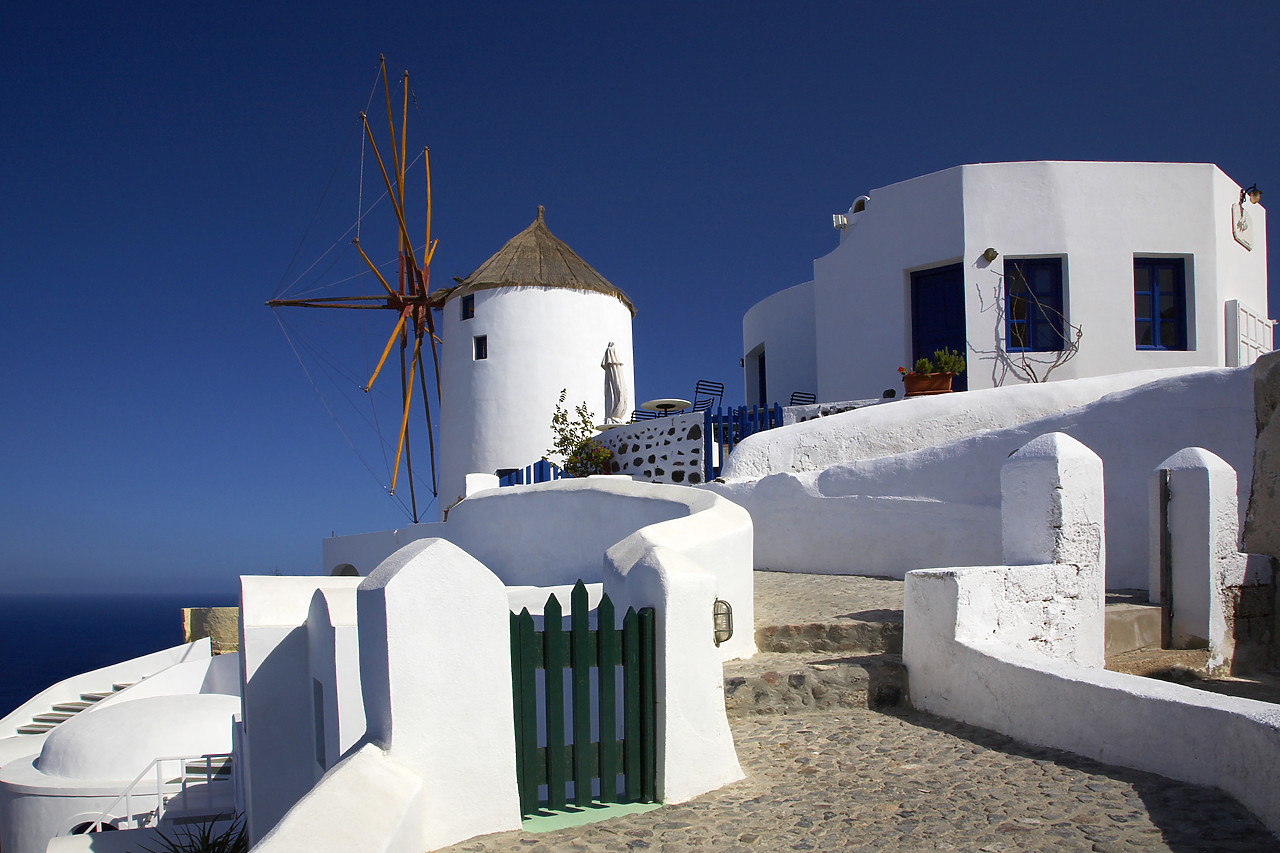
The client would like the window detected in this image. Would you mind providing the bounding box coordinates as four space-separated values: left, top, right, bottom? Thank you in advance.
461 294 475 320
1005 258 1065 351
473 335 487 360
1134 258 1187 350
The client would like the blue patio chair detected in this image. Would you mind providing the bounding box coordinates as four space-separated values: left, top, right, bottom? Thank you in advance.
632 409 660 420
789 391 817 405
692 380 724 412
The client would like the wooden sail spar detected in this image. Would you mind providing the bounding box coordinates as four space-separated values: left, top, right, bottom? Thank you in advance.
267 56 442 522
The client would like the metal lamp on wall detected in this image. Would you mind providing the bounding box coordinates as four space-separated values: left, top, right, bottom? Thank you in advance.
713 599 733 647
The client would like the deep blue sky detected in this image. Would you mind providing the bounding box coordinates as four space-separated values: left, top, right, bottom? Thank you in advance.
3 2 1278 595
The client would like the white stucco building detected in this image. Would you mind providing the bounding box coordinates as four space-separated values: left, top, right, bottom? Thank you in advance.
436 207 635 514
743 161 1270 405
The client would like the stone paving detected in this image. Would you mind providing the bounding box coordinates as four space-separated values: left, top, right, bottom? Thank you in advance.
752 570 904 628
441 706 1275 852
438 572 1278 851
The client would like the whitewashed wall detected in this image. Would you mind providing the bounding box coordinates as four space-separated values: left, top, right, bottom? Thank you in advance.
905 431 1280 837
238 576 364 843
255 481 751 852
742 280 817 407
748 162 1269 404
322 478 755 663
705 366 1255 590
438 286 634 515
1147 448 1274 671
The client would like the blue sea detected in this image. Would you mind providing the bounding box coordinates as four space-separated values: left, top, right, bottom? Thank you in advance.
0 593 238 718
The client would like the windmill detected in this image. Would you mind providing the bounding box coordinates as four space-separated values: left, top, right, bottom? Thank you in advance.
267 57 446 523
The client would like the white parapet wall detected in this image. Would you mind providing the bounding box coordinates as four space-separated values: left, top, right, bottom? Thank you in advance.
905 431 1280 837
706 365 1255 589
322 477 756 663
906 568 1280 836
249 477 753 851
238 576 365 842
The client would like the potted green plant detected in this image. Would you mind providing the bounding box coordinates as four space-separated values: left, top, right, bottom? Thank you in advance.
898 348 966 397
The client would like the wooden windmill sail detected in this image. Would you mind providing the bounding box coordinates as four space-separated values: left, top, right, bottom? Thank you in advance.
267 56 447 523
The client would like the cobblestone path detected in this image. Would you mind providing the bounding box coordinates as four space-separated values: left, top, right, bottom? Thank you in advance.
440 706 1274 853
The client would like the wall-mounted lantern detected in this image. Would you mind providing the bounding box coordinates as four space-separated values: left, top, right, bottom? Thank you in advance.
982 247 999 262
713 599 733 647
1241 184 1262 206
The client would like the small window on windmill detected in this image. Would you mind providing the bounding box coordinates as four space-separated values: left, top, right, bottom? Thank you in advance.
473 335 488 360
461 294 475 320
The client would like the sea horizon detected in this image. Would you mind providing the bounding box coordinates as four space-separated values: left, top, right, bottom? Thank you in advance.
0 592 238 719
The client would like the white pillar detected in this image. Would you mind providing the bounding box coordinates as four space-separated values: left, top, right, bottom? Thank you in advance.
1000 432 1106 666
358 538 522 850
1149 448 1251 668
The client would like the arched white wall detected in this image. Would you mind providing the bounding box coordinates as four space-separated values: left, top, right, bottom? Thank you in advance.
438 287 634 514
742 280 817 406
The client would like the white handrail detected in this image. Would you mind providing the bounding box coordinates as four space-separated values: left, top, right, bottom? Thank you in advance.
89 752 234 832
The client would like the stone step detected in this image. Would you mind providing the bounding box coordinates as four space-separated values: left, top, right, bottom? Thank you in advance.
755 616 903 656
51 700 93 713
16 723 55 734
1105 601 1163 656
724 651 907 717
31 712 75 724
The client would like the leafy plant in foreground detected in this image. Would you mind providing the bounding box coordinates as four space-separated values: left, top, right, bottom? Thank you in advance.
545 389 614 478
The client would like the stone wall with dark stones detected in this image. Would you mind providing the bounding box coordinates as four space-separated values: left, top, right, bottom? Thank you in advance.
601 412 705 485
782 397 892 425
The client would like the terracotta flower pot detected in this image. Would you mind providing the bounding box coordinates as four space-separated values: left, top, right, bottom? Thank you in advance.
902 372 954 397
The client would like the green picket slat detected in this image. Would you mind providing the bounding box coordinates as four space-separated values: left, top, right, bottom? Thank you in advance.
622 606 642 802
516 609 540 814
570 581 593 805
510 612 524 808
544 592 567 810
510 582 659 813
639 607 657 803
597 594 618 803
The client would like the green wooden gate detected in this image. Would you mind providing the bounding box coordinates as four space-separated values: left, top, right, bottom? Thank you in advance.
509 580 656 815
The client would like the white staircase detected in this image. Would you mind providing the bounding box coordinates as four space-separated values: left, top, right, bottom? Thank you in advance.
15 682 134 735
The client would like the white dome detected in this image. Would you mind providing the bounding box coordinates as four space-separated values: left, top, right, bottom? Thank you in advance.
36 694 238 781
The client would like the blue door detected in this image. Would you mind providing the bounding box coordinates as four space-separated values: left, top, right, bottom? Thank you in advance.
910 264 967 391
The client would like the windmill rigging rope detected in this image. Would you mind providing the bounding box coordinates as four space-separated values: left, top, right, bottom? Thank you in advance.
273 311 413 520
281 146 426 299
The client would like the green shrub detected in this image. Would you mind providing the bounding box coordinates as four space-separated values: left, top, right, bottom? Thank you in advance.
545 389 614 478
931 347 967 375
142 815 247 853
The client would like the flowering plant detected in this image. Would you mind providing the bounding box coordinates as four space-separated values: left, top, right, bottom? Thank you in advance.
545 389 615 477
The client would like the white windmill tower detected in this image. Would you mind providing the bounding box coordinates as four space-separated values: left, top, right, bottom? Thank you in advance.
437 207 636 513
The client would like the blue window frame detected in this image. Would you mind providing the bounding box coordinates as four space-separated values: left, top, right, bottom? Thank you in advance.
473 334 488 360
461 294 475 320
1005 258 1065 352
1134 258 1187 350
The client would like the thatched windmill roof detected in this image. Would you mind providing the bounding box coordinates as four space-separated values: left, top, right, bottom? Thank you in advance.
444 207 636 317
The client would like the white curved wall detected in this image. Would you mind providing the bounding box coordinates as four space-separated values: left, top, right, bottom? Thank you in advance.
742 280 817 407
747 161 1269 404
438 286 634 513
706 366 1255 590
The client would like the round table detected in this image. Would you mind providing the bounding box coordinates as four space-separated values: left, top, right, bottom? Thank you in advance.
641 398 692 414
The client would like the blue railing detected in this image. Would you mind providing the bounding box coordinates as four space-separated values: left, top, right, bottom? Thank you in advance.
704 404 784 481
498 459 565 487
